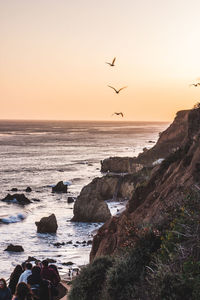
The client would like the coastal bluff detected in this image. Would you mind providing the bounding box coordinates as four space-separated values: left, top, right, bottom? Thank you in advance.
90 108 200 260
101 109 189 172
72 109 190 223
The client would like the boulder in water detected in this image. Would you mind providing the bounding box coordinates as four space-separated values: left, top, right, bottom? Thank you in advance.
26 256 37 262
67 197 75 203
35 214 58 233
4 244 24 252
25 186 32 192
52 181 68 193
1 193 31 205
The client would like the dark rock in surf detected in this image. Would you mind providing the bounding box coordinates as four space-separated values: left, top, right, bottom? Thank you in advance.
32 198 40 202
26 256 37 262
53 242 65 247
11 188 18 192
52 181 68 193
66 241 73 244
25 186 32 192
4 244 24 252
62 261 74 266
35 214 58 233
1 193 31 205
46 258 57 263
67 197 75 203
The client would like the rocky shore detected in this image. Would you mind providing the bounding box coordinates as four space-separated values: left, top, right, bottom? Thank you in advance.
72 109 191 226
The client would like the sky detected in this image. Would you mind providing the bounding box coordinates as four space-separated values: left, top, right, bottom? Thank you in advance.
1 0 200 121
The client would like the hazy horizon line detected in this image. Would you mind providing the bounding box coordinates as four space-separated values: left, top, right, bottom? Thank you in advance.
0 118 170 123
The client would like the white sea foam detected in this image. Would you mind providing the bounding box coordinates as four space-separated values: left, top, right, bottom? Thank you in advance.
0 120 169 278
152 158 164 166
0 213 26 224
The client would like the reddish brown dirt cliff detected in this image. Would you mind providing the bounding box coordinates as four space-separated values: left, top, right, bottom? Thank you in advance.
90 108 200 261
101 110 189 173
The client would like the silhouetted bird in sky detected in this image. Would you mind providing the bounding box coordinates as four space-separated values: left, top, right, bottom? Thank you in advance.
112 112 124 117
108 85 127 94
106 57 116 67
190 83 200 87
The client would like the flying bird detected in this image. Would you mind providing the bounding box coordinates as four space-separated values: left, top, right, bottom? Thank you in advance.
108 85 127 94
112 112 124 117
106 57 116 67
190 83 200 87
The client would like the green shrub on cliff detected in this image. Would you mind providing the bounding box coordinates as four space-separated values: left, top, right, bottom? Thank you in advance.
69 189 200 300
68 256 114 300
102 233 161 300
145 189 200 299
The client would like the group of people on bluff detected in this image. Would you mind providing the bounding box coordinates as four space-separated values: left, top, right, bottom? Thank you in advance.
0 260 61 300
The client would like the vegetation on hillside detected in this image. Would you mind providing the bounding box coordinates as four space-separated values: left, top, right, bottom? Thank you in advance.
68 188 200 300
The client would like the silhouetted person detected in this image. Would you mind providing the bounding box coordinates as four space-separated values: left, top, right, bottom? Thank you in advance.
18 263 32 283
40 260 59 287
48 265 61 283
27 266 50 300
12 282 33 300
21 262 26 272
0 278 12 300
9 265 23 294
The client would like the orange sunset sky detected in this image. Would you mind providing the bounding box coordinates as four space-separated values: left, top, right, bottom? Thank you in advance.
1 0 200 121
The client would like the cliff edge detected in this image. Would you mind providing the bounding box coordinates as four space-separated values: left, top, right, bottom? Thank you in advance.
90 108 200 261
101 110 189 172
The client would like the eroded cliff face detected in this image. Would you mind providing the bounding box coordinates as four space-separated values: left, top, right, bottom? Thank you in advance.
135 109 189 165
71 173 146 222
101 110 189 173
90 108 200 261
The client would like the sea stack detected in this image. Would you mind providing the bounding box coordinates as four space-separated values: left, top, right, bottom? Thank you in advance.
35 214 58 233
52 181 68 193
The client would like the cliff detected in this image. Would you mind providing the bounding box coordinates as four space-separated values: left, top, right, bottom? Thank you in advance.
71 172 147 222
90 108 200 260
101 110 189 172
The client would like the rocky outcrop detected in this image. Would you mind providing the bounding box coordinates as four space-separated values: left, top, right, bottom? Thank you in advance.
67 197 75 203
4 244 24 252
35 214 58 233
101 110 189 173
52 181 68 193
72 173 146 222
90 108 200 261
72 176 112 222
135 109 189 165
1 193 31 205
72 170 150 222
25 186 32 192
101 157 142 173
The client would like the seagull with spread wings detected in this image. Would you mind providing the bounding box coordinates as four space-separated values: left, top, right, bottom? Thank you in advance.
106 57 116 67
108 85 127 94
112 112 124 117
190 83 200 87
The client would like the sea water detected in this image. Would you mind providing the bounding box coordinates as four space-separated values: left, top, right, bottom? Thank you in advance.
0 120 168 278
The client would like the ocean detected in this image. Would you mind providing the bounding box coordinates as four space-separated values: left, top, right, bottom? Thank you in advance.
0 120 168 279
